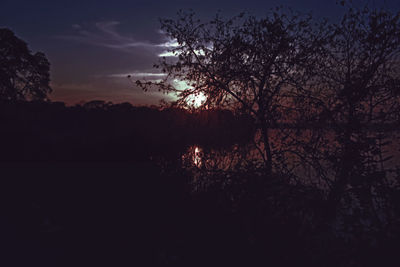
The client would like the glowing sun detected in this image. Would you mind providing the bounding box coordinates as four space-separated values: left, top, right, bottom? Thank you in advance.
186 92 207 108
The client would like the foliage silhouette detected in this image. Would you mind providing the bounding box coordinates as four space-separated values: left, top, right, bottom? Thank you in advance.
0 28 51 101
296 6 400 229
134 4 400 266
137 8 325 173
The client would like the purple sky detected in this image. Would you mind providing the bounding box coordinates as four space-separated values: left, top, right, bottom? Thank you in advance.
1 0 399 105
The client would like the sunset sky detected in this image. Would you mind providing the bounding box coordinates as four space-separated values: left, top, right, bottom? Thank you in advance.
1 0 399 105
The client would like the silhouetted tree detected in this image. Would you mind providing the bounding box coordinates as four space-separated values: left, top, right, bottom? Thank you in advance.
303 6 400 226
0 28 51 101
137 9 322 173
82 100 113 110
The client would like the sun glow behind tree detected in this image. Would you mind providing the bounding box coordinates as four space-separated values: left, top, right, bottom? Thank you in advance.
171 79 207 108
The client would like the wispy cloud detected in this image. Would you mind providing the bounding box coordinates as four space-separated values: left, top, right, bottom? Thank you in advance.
57 21 178 55
107 72 167 78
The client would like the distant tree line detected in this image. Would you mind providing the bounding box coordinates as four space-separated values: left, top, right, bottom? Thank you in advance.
0 99 254 161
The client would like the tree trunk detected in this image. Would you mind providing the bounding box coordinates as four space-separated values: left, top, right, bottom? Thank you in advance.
260 123 273 175
324 105 355 223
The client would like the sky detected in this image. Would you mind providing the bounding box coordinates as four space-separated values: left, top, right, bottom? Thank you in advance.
1 0 399 105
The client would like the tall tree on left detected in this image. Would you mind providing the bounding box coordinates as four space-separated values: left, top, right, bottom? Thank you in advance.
0 28 51 101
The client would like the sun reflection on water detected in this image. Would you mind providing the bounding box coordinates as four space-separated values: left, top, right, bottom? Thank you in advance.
193 146 202 167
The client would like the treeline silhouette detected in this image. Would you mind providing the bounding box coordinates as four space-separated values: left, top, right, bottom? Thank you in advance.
0 100 254 161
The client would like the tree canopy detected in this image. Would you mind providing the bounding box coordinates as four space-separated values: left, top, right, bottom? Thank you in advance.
136 5 400 229
0 28 51 102
138 6 400 170
138 8 326 172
